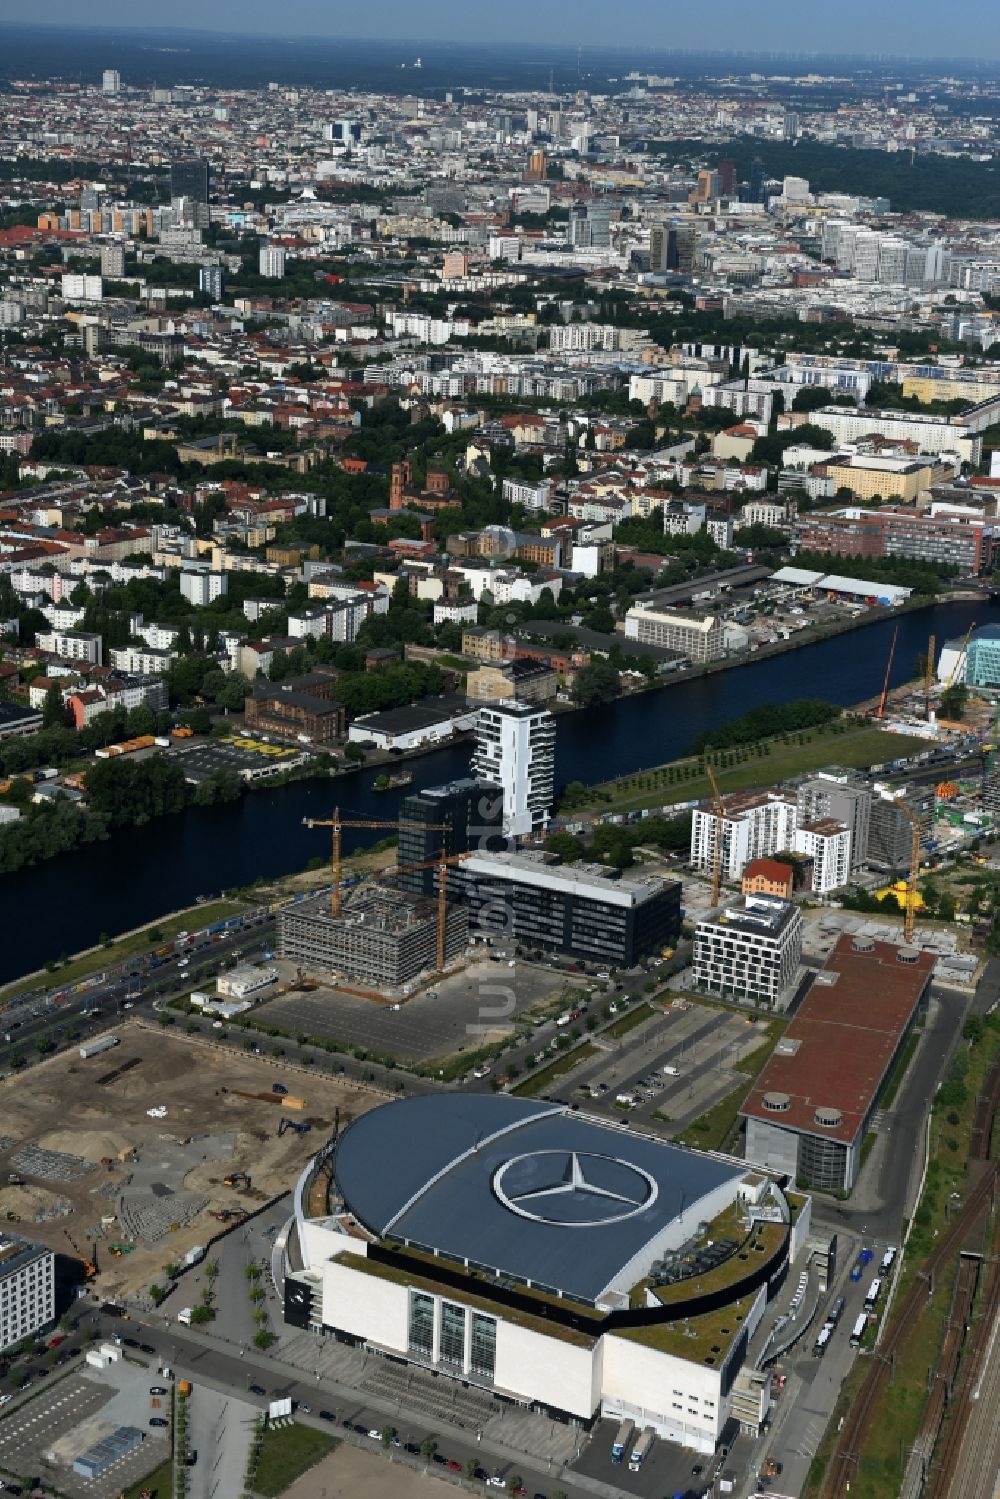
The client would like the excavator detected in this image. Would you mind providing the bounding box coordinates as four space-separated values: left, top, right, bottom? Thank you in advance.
224 1172 251 1189
278 1118 312 1138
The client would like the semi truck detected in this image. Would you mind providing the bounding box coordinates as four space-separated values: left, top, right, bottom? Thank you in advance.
610 1419 633 1464
628 1427 655 1472
79 1035 120 1060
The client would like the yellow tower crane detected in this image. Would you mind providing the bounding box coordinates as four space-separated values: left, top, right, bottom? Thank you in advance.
898 800 923 946
376 849 475 973
924 633 935 719
945 620 976 691
302 807 450 917
706 764 726 908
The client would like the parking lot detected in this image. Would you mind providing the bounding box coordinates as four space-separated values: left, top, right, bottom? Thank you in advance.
542 1001 765 1139
572 1418 708 1498
255 955 565 1063
0 1365 171 1498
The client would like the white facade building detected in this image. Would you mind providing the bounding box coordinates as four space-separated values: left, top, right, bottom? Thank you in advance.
259 245 287 278
690 793 799 883
472 701 555 837
793 819 852 893
624 606 725 663
0 1235 55 1352
693 894 803 1009
179 570 228 606
35 629 103 667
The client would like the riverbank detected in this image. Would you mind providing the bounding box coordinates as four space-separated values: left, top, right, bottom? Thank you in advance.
565 716 928 819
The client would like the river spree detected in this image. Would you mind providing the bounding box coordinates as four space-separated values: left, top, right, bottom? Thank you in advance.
2 597 990 983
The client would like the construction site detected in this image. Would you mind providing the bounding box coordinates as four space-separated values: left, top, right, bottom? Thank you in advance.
0 1023 379 1300
280 806 480 993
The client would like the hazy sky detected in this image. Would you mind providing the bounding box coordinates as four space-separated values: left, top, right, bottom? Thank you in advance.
3 0 1000 60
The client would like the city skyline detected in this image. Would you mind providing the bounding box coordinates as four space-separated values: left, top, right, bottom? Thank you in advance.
3 1 1000 62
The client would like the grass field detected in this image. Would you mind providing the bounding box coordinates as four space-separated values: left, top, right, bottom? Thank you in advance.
0 898 246 1006
513 1042 599 1098
574 724 926 817
123 1458 173 1499
603 1002 656 1039
254 1423 339 1498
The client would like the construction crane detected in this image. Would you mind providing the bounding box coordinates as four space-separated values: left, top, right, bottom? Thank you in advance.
898 800 923 946
705 764 726 908
875 624 899 720
302 807 450 917
945 620 976 692
376 848 475 972
924 633 936 719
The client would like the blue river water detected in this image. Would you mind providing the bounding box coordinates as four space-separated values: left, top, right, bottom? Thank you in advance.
2 597 991 983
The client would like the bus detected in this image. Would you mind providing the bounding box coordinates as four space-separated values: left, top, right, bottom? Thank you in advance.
813 1325 833 1357
864 1278 883 1312
611 1420 633 1465
880 1246 897 1275
828 1295 846 1326
850 1313 868 1347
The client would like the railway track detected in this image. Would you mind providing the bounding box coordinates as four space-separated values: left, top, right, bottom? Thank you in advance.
820 1054 1000 1498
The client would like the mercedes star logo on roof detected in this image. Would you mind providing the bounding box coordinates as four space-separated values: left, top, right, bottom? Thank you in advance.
493 1150 658 1227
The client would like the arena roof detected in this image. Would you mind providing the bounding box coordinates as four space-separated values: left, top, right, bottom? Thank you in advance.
333 1095 742 1304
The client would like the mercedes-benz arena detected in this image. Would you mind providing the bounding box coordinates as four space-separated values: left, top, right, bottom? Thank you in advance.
282 1096 811 1453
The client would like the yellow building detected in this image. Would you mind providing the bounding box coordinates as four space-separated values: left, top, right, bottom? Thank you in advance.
825 460 934 504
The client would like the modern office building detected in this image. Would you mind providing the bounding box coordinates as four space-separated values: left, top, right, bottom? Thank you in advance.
101 69 121 95
796 772 870 871
472 702 555 837
624 606 725 663
278 886 467 988
259 244 287 278
282 1095 811 1452
169 157 209 203
964 624 1000 690
693 895 803 1009
397 779 504 896
0 1235 55 1352
451 850 681 967
740 935 934 1191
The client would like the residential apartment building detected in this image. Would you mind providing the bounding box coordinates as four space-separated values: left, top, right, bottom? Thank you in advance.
623 606 725 663
693 894 803 1009
690 792 799 883
0 1235 55 1352
795 819 851 894
466 659 557 705
471 701 555 837
179 569 228 606
810 406 981 465
35 629 103 667
794 508 996 575
866 785 935 870
741 859 794 899
796 772 870 871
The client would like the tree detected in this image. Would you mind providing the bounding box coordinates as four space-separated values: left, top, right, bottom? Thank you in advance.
42 685 66 729
571 659 621 708
939 684 968 720
420 1437 438 1462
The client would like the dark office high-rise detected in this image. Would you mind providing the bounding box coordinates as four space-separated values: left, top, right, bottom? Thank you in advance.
170 157 209 203
749 157 765 205
397 779 504 895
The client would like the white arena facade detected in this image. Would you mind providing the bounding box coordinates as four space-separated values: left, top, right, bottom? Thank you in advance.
281 1095 811 1454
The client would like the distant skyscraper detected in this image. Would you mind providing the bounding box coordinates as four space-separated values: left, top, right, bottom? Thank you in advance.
258 244 286 278
199 264 225 301
100 243 125 279
102 69 121 95
170 158 209 204
749 157 765 205
717 157 737 197
472 702 555 838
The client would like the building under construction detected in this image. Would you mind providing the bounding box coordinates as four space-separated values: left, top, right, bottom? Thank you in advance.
278 885 468 988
